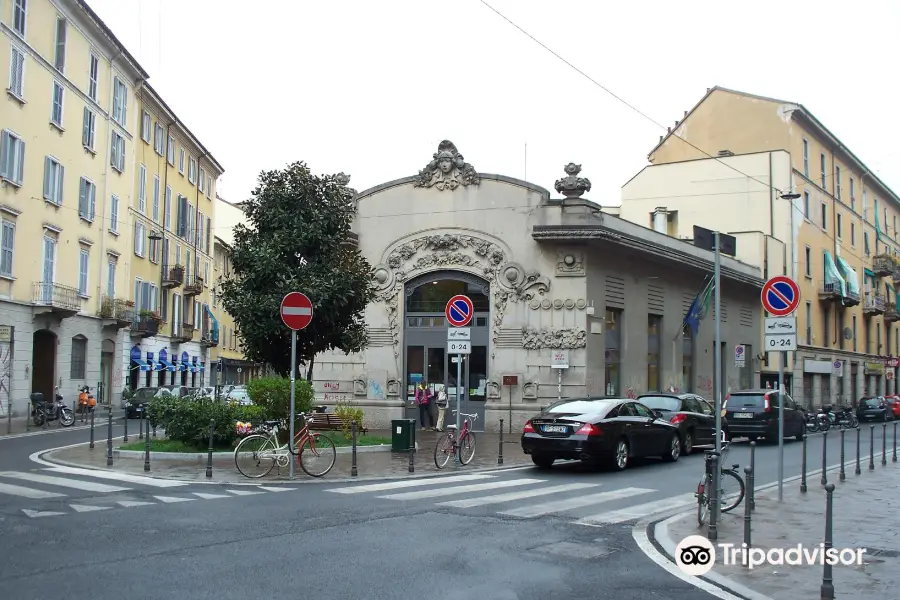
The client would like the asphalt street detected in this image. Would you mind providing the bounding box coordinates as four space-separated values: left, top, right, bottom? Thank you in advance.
0 421 894 600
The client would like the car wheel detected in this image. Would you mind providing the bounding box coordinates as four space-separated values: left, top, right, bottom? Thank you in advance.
682 429 694 455
531 455 555 469
612 439 629 471
663 434 681 462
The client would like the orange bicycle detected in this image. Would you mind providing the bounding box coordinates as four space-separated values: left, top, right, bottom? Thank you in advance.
234 413 336 478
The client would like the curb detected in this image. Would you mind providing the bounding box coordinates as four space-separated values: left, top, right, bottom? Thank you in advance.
110 444 392 461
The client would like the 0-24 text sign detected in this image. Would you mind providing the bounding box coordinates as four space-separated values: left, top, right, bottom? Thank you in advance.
447 340 471 354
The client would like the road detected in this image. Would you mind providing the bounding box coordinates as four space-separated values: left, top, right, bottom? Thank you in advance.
0 422 894 600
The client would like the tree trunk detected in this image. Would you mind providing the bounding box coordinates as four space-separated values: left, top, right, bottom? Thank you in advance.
306 356 315 382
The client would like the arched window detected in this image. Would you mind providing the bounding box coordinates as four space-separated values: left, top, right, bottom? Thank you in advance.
70 335 88 379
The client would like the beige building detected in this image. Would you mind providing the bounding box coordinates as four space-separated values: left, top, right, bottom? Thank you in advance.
617 86 900 406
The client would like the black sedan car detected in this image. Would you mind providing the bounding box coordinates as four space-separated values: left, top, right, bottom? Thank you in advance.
857 397 895 422
521 397 682 470
637 393 726 455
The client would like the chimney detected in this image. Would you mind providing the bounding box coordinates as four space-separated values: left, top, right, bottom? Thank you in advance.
652 207 668 234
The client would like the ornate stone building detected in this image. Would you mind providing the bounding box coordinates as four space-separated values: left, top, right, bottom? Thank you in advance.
311 141 765 432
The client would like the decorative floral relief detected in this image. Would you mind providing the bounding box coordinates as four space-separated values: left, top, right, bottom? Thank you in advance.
521 326 587 350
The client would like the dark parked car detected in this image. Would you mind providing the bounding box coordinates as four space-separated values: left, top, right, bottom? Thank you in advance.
723 389 805 442
521 397 682 471
637 393 727 455
856 397 895 422
126 387 159 419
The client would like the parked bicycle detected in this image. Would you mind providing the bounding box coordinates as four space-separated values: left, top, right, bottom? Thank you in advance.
434 410 477 469
695 433 745 526
233 413 336 478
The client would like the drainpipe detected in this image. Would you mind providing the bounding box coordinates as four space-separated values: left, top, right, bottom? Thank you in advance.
767 152 774 279
195 153 209 379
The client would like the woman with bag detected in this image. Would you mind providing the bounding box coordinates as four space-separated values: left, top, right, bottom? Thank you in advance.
414 381 435 430
434 384 449 431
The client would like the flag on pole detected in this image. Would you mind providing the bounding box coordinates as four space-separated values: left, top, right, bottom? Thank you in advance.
679 276 715 338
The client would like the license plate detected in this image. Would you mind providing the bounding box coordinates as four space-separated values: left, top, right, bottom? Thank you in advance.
733 413 754 419
542 425 567 433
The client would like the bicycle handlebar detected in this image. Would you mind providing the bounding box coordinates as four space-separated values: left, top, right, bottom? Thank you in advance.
451 410 478 420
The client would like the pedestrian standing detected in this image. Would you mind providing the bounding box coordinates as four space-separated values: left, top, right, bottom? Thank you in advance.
434 384 448 431
415 382 434 430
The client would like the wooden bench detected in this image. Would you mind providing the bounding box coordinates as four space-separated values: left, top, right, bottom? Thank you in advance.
307 413 368 435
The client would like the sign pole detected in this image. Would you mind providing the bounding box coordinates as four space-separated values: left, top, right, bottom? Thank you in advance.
445 294 474 461
289 328 297 481
778 348 784 502
713 231 722 527
280 291 314 482
456 352 463 453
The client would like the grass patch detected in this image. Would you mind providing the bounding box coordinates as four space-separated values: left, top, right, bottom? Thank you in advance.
318 433 391 448
119 438 232 453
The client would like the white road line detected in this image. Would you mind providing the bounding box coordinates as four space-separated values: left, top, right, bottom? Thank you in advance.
22 509 65 518
42 466 189 488
258 486 294 492
117 500 154 507
326 474 495 494
154 496 194 503
378 478 545 501
193 492 229 500
575 493 696 526
226 489 265 496
437 483 600 508
499 487 655 518
0 481 67 499
0 471 130 493
70 504 112 513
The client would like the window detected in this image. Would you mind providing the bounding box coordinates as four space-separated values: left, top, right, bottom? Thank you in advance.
138 165 146 212
605 309 621 395
141 112 151 143
13 0 26 37
78 249 89 296
8 46 25 98
647 315 661 391
41 156 64 205
134 221 146 257
152 175 160 223
199 168 206 193
853 315 858 352
863 189 869 219
110 132 125 172
82 107 95 150
164 186 172 231
821 202 827 229
167 136 176 165
804 246 811 277
88 53 98 101
109 194 119 233
865 231 871 255
149 232 160 264
178 148 185 174
106 259 116 298
205 219 211 254
70 336 87 380
112 78 127 126
204 260 209 285
0 220 14 277
50 81 64 126
78 177 96 221
837 213 842 238
851 222 856 246
823 295 830 346
835 165 841 199
188 157 197 184
54 17 66 72
154 123 164 155
850 177 855 203
41 237 56 301
894 216 897 241
0 130 25 186
802 139 809 177
206 176 212 199
805 301 812 345
820 153 826 188
681 324 693 392
803 191 810 219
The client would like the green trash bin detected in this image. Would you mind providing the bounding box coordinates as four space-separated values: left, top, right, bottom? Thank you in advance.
391 419 416 452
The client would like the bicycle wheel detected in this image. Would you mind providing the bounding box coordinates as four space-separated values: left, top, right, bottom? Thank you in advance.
457 432 476 465
696 475 710 527
434 433 454 469
718 469 746 513
298 433 336 477
234 435 277 478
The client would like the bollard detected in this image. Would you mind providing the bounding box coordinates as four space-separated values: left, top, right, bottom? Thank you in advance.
144 417 151 472
870 425 875 470
152 424 157 439
123 407 128 442
205 419 214 478
748 441 756 511
707 452 719 541
820 483 836 600
743 466 752 549
498 418 504 465
139 408 144 440
800 434 808 493
839 429 845 481
408 437 415 474
882 423 887 466
89 407 95 449
351 421 358 477
894 422 897 463
106 406 113 466
855 427 861 475
820 430 828 485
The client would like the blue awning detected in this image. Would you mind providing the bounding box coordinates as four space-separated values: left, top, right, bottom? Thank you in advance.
204 305 219 335
178 361 188 372
157 358 175 372
197 363 205 372
189 364 198 373
132 359 151 371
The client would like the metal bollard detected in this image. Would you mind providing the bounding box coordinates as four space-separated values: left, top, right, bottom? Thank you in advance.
139 409 144 440
144 417 151 472
707 452 719 541
800 434 808 493
408 437 414 474
869 425 875 470
855 427 861 475
152 424 157 439
820 430 828 485
882 423 887 466
748 441 756 511
106 406 113 466
206 419 214 478
351 421 358 477
820 483 836 600
89 408 95 449
498 418 504 465
894 422 897 463
839 429 845 482
743 466 752 548
123 407 128 442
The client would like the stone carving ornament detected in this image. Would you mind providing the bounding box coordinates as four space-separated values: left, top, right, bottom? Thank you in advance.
413 140 480 191
556 251 585 276
521 326 587 350
554 163 591 199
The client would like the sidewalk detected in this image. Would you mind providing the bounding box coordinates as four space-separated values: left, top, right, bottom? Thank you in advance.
1 408 124 437
41 429 531 483
661 457 900 599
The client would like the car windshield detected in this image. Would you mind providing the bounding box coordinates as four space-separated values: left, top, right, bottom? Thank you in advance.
133 389 157 399
638 396 680 411
545 399 617 416
863 398 882 407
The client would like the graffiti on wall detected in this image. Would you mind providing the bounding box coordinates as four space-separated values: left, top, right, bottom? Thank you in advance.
368 380 385 400
698 376 713 393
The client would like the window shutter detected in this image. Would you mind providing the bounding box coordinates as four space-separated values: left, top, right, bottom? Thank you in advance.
57 164 64 203
43 157 52 200
15 139 24 183
134 279 140 309
134 222 140 255
89 183 96 220
78 178 86 215
82 108 90 146
0 131 8 178
206 219 211 254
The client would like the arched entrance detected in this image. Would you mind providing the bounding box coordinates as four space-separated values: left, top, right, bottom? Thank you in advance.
31 330 57 405
404 270 489 432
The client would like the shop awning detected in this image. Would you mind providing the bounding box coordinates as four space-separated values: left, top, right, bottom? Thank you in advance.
197 363 205 372
835 256 860 296
189 364 199 373
157 358 175 372
177 361 188 372
132 359 151 371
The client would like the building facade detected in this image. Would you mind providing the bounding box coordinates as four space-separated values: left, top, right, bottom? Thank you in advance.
310 141 765 432
617 86 900 406
1 0 147 416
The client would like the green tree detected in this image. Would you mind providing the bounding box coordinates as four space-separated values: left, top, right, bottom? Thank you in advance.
218 163 375 378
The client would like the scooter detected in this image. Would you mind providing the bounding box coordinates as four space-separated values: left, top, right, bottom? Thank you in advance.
31 387 74 427
77 385 97 419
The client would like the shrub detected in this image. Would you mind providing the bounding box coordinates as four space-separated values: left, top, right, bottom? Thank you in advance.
147 395 264 448
246 376 313 420
333 399 365 439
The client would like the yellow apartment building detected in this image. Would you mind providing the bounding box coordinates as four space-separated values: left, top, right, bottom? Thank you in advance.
127 83 223 393
616 86 899 406
0 0 147 415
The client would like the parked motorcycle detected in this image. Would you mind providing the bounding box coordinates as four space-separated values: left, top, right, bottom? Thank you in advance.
31 388 74 427
77 385 97 417
805 410 822 433
831 405 859 429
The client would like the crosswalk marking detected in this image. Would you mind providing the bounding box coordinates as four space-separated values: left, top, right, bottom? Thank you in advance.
0 481 67 499
327 474 494 494
193 492 229 500
575 493 696 525
498 487 655 518
226 489 265 496
0 471 130 493
258 486 293 492
43 466 188 488
378 478 545 501
22 509 65 518
155 496 194 503
70 504 112 513
117 500 154 507
437 483 600 508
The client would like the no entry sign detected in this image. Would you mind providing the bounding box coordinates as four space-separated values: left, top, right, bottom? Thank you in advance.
281 292 313 330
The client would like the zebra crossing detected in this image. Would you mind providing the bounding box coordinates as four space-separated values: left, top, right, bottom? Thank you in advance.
0 467 297 519
324 474 696 527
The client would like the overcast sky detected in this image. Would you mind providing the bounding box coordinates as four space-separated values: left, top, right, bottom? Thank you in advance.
89 0 900 224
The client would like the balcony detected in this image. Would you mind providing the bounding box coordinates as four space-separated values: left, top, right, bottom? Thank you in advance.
863 292 886 316
172 323 195 344
886 303 900 323
842 287 860 307
818 280 842 302
183 276 203 296
130 312 160 338
873 254 894 277
32 282 80 318
161 264 185 289
200 316 219 347
99 296 135 330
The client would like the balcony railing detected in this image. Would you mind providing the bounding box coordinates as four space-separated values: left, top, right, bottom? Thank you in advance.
99 296 135 327
864 292 886 316
873 254 894 277
161 264 185 289
131 314 160 338
886 303 900 323
200 315 219 347
172 323 195 343
32 282 80 314
842 287 861 307
183 276 203 296
818 280 842 302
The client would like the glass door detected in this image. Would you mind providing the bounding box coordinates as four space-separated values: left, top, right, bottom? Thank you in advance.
405 345 424 420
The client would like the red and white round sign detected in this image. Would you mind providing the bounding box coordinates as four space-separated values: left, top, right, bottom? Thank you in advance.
280 292 313 331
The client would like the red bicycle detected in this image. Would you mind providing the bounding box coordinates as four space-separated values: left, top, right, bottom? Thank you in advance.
434 410 477 468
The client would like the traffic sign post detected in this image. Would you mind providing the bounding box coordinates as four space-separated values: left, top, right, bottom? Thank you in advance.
446 295 474 455
761 275 800 504
551 350 569 402
281 292 314 480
